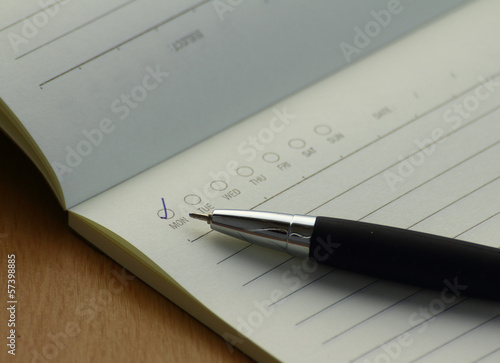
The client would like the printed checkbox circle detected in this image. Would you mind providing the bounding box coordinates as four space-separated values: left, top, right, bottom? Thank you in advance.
288 138 306 149
210 180 228 191
262 152 280 163
184 194 202 205
157 208 175 219
236 166 254 177
314 125 332 135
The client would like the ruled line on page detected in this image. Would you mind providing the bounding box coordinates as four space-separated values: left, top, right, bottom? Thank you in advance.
15 0 137 60
473 346 500 363
409 176 500 229
0 0 68 33
321 288 424 344
217 244 251 265
409 314 500 363
190 230 212 243
268 270 337 307
454 210 500 239
242 256 294 287
358 139 500 222
38 0 212 87
294 280 379 325
349 298 469 362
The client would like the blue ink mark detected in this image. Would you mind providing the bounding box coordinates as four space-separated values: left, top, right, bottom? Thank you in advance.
160 198 168 219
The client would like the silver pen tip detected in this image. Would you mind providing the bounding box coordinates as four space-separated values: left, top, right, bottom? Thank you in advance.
189 212 212 223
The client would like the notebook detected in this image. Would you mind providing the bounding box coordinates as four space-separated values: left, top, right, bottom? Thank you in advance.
2 0 500 361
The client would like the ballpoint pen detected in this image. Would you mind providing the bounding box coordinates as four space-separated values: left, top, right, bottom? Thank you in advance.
190 209 500 301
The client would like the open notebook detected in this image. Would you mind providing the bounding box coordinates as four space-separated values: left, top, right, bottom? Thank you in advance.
2 0 500 361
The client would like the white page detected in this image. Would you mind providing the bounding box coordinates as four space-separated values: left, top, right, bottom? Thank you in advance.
0 0 466 208
72 1 500 361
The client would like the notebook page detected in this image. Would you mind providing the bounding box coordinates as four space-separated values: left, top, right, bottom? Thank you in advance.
0 0 466 208
70 1 500 362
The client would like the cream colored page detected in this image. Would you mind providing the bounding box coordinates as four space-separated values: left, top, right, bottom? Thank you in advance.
71 1 500 362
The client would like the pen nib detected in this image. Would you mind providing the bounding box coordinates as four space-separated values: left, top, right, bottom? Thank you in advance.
189 213 212 223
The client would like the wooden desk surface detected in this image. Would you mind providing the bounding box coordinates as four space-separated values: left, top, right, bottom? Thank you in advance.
0 131 252 362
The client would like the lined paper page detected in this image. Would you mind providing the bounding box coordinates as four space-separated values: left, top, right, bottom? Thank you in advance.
70 1 500 361
0 0 466 208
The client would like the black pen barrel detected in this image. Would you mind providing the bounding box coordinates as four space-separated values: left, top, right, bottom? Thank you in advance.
309 217 500 300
